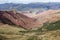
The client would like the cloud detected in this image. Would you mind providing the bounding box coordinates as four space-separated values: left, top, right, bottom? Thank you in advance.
0 0 60 4
0 0 6 3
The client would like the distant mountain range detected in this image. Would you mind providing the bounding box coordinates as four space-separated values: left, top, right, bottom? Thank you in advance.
0 2 60 11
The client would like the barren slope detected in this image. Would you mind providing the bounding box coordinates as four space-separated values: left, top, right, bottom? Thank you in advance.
35 10 60 26
0 11 39 29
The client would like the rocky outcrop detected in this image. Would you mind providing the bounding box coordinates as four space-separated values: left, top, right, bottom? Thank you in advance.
0 11 38 29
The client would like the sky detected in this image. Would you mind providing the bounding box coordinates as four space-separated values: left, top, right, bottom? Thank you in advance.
0 0 60 4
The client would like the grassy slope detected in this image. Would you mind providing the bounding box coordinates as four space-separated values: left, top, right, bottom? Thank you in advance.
0 20 60 40
0 11 60 40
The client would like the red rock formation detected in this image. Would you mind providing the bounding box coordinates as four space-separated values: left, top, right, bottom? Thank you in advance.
0 11 38 29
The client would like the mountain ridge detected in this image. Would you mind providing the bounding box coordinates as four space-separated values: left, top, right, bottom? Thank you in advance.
0 2 60 11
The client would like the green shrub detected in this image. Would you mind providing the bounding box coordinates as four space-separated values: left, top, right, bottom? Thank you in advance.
41 20 60 31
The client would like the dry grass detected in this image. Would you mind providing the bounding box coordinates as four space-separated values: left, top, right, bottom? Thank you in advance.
0 24 60 40
0 17 60 40
0 24 25 35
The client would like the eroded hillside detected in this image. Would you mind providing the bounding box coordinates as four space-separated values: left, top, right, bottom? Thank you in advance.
0 10 39 30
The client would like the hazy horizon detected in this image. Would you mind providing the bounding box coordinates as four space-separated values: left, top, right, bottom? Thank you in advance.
0 0 60 4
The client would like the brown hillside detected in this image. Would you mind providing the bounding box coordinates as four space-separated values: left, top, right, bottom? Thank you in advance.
0 10 60 30
35 10 60 26
0 11 38 29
